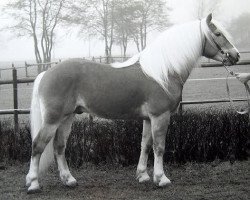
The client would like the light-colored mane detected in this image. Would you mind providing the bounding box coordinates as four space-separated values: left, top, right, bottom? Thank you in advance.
139 20 203 93
111 18 231 96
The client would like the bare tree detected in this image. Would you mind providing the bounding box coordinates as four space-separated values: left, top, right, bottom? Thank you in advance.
130 0 168 51
64 0 116 62
64 0 168 59
3 0 66 72
113 0 136 56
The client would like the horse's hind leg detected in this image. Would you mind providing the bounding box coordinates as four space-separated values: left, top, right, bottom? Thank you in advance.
26 123 59 193
54 114 77 187
136 119 152 182
151 111 171 187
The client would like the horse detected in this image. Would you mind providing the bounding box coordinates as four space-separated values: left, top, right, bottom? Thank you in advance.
26 13 240 193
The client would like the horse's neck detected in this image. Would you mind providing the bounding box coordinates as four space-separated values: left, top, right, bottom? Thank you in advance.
178 54 202 84
175 29 203 84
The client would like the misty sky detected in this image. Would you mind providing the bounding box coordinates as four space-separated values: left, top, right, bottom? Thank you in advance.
0 0 249 62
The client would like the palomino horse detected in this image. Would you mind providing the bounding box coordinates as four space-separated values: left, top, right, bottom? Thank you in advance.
26 14 240 193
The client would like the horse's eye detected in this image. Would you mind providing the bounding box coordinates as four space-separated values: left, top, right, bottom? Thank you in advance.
215 32 221 37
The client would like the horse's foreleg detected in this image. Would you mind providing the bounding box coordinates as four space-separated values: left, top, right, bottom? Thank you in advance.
136 119 152 183
26 124 58 193
151 111 171 187
54 115 77 187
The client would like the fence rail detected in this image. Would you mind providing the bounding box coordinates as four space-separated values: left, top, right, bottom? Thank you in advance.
0 51 249 78
0 109 30 115
1 57 250 132
201 60 250 67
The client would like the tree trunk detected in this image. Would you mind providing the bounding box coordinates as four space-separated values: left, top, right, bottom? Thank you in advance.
133 36 140 52
32 32 42 73
143 22 147 49
105 43 109 63
140 24 144 50
122 35 127 57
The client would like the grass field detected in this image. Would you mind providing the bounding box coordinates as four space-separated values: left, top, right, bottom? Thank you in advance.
0 160 249 200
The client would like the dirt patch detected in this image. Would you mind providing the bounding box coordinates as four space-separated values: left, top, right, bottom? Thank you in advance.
0 161 249 200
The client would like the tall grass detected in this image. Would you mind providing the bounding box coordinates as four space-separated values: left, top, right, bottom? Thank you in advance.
0 109 249 167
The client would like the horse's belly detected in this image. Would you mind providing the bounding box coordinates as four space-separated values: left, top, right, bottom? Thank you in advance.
78 88 146 119
89 105 144 119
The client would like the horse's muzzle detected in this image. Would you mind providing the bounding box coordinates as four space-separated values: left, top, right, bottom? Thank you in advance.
223 52 240 66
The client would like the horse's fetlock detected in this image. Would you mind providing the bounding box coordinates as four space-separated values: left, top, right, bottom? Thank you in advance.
145 144 152 154
136 167 146 175
60 171 70 181
154 172 163 179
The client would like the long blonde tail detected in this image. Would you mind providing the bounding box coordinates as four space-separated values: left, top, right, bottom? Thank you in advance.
30 72 54 174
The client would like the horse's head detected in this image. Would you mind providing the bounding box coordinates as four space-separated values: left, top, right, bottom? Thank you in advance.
201 13 240 66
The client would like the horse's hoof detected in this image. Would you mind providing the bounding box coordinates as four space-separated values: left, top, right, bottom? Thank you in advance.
66 180 78 188
64 176 78 188
154 174 171 187
158 176 171 187
139 176 150 183
26 175 32 187
136 172 150 183
27 186 42 194
26 180 31 188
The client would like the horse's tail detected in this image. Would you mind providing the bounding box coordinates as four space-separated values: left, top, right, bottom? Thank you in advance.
30 72 45 141
30 71 54 174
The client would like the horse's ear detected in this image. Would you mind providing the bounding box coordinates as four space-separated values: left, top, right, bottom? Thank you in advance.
206 13 212 24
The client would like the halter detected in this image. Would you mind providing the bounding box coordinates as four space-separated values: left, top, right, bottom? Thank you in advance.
200 19 250 118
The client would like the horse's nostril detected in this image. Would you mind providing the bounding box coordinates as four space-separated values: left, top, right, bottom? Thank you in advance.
237 52 240 58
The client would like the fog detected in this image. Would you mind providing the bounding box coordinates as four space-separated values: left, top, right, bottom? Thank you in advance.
0 0 249 62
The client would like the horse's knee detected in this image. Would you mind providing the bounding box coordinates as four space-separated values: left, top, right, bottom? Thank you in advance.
153 145 165 156
32 134 48 156
32 139 45 156
54 141 66 155
54 131 69 155
54 116 73 155
152 132 166 156
32 125 58 156
144 143 152 154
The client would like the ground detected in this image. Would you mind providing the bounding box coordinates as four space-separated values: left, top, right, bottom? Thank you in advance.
0 160 249 200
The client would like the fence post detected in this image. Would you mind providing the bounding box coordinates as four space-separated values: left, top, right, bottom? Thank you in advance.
178 96 183 115
25 61 28 78
12 65 19 133
99 56 102 63
25 61 29 85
